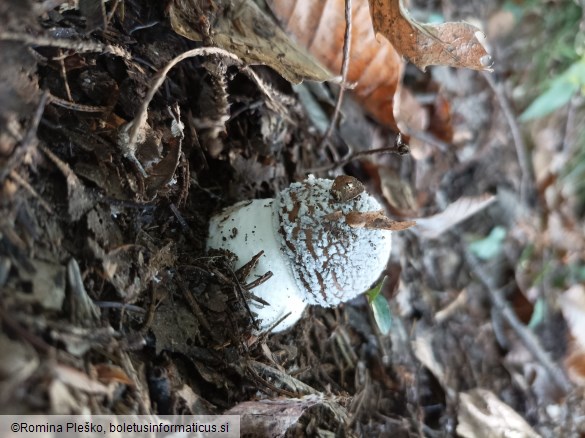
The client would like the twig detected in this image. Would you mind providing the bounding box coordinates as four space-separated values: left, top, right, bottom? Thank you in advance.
307 141 409 173
482 72 535 206
403 127 450 152
140 285 158 332
0 306 54 354
228 266 261 331
243 271 273 291
48 93 108 113
58 50 73 101
464 250 573 394
248 360 319 396
94 301 146 313
317 0 353 155
0 90 49 182
105 0 121 27
8 170 53 213
245 364 299 398
560 95 579 162
176 272 216 339
119 47 285 176
0 31 131 59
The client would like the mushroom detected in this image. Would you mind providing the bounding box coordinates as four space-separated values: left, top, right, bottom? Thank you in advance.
207 175 414 333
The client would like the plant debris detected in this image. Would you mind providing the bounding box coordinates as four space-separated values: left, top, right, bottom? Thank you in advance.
0 0 584 436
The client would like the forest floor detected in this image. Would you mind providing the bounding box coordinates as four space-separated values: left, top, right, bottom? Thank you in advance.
1 0 584 436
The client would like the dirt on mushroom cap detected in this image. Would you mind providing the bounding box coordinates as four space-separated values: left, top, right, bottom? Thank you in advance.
275 176 393 307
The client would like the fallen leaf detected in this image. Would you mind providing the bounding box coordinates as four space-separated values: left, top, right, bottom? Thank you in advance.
270 0 403 127
94 364 134 386
49 379 84 414
168 0 333 84
0 334 38 406
16 259 66 311
226 394 349 436
368 0 493 71
412 333 450 395
565 346 585 387
413 194 496 239
145 135 181 197
345 210 416 231
457 388 541 438
40 145 95 221
559 284 585 351
67 258 101 327
378 166 419 217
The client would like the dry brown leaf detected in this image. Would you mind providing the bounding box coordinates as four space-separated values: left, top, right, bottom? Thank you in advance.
40 145 95 221
413 194 496 239
559 284 585 386
457 389 541 438
168 0 333 84
345 210 416 231
269 0 403 127
226 394 349 436
378 167 419 217
368 0 493 71
94 364 134 386
565 347 585 387
412 333 448 391
559 285 585 348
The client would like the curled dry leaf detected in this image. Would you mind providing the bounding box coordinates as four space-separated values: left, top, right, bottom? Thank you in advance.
413 194 496 239
559 284 585 385
269 0 403 127
168 0 333 84
345 210 416 231
322 208 415 231
457 389 541 438
368 0 493 71
94 364 134 386
226 393 349 436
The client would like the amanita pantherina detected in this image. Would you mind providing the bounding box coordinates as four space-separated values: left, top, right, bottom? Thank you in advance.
207 175 414 332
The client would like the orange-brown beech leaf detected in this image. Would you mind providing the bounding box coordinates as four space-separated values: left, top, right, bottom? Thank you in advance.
269 0 403 128
93 364 134 386
345 210 416 231
368 0 493 71
168 0 333 84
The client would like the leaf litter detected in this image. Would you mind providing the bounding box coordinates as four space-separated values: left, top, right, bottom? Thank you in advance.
0 0 584 435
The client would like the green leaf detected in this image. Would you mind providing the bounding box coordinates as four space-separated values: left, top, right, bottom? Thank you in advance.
366 277 392 334
520 58 585 121
468 226 506 260
366 277 386 302
520 80 577 121
528 298 546 328
370 294 393 335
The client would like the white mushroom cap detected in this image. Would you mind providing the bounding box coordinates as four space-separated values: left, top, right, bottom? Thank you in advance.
275 176 392 307
207 199 307 332
207 176 396 333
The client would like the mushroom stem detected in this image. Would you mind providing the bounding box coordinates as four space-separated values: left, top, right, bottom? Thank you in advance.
207 199 308 333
